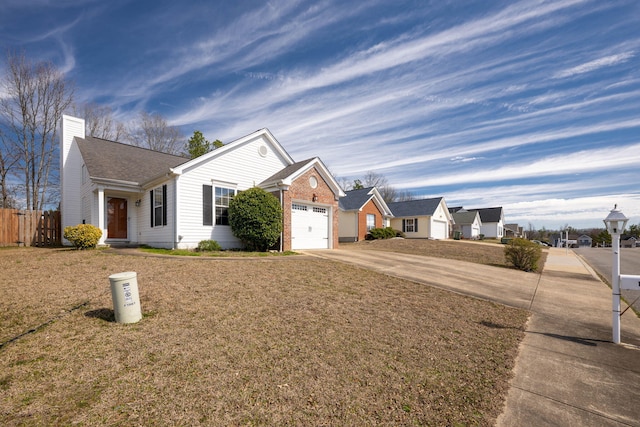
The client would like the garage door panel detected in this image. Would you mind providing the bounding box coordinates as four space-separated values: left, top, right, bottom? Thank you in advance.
433 220 448 239
292 204 329 249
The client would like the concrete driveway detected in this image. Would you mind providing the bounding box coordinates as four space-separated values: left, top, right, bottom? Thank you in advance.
306 247 640 426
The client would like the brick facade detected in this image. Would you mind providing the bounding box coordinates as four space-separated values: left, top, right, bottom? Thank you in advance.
357 200 384 240
280 167 339 251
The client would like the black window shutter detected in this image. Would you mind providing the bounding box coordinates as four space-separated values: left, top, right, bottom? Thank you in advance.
150 190 154 228
203 185 212 226
162 185 168 226
402 219 406 233
414 218 418 232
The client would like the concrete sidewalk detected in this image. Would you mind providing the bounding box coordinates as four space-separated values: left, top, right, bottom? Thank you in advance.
307 247 640 426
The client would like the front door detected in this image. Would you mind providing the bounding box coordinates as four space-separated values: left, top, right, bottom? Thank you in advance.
107 198 128 239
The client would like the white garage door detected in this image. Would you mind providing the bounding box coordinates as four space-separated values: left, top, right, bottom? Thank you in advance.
432 220 448 240
291 203 329 249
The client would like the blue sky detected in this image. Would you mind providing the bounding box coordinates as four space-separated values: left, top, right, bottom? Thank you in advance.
2 0 639 230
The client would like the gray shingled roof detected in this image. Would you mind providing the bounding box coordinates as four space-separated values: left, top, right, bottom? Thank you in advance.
452 210 479 225
388 197 443 217
339 187 375 211
76 136 189 185
468 207 503 223
259 158 314 186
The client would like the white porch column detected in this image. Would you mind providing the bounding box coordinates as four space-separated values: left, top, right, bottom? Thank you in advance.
98 187 107 245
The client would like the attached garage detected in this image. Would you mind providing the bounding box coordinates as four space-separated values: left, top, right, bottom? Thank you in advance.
291 203 329 249
431 220 449 240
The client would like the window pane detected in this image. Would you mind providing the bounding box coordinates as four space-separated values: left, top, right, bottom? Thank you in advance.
367 214 375 231
154 206 163 226
215 187 235 225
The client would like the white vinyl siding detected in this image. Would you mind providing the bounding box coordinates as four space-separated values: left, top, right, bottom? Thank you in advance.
174 133 291 249
137 180 175 248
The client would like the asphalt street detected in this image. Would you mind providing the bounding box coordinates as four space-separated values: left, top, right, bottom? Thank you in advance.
574 246 640 313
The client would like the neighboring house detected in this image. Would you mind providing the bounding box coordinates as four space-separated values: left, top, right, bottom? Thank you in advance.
338 187 393 242
621 235 637 248
387 197 452 239
504 223 524 239
552 234 578 248
577 234 593 248
467 207 505 239
60 115 344 251
451 209 482 239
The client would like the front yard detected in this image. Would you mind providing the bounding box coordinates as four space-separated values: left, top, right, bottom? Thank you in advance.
0 247 529 426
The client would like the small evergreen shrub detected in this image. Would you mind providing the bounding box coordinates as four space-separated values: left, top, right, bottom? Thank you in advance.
228 187 283 251
504 238 542 272
63 224 102 249
197 239 221 252
368 227 401 240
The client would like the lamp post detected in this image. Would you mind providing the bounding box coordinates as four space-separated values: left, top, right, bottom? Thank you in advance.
603 205 629 344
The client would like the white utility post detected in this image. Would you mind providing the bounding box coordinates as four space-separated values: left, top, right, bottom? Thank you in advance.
603 205 628 344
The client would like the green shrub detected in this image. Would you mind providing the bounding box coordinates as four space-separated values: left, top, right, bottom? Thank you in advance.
196 239 221 252
368 227 398 240
63 224 102 249
504 238 542 272
228 187 283 251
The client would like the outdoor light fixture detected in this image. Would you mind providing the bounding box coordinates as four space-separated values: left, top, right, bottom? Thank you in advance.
135 199 141 207
603 204 629 344
603 204 628 235
312 193 318 202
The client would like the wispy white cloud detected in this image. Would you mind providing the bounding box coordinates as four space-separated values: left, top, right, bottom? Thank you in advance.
400 142 640 189
6 0 639 229
554 51 635 79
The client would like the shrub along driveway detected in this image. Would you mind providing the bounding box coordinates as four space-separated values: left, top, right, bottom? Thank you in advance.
0 246 528 426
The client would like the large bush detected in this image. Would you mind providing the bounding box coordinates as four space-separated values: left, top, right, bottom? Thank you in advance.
63 224 102 249
368 227 399 240
228 187 283 251
504 238 542 272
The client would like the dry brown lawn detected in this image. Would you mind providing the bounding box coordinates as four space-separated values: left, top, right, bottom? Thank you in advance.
0 246 529 426
344 238 547 272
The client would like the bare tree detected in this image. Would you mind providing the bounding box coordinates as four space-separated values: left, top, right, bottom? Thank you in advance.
0 132 19 207
127 111 184 155
336 170 413 203
0 50 74 210
362 171 398 203
394 189 415 202
78 102 126 141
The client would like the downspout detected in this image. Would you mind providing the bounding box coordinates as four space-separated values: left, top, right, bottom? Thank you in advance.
279 187 284 252
173 176 178 250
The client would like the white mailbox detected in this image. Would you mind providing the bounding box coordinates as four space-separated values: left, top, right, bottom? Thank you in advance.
620 274 640 291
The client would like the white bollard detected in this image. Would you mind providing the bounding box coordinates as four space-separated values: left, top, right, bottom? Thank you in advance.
109 271 142 324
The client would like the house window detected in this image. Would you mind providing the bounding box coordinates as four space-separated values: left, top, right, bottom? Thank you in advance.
150 185 167 227
215 187 235 225
403 218 418 233
203 185 213 226
366 214 376 231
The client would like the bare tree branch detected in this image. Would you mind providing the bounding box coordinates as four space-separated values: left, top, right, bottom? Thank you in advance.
127 111 184 155
77 102 126 141
0 50 74 210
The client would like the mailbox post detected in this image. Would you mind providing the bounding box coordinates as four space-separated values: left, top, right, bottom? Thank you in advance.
603 205 629 344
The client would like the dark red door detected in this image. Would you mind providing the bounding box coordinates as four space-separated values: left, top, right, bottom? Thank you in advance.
107 198 128 239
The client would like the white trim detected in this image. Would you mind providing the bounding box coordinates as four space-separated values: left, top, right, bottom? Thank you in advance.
171 128 294 175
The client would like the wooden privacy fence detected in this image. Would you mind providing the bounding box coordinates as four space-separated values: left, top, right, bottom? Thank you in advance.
0 209 61 247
